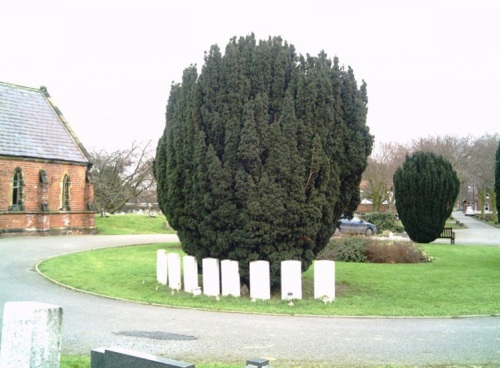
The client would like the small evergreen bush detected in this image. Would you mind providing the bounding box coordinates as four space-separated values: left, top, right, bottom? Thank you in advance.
363 212 399 232
318 237 368 262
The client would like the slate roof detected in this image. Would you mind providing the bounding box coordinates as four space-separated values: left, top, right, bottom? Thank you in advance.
0 81 91 164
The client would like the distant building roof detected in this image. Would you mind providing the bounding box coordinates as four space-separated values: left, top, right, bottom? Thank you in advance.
0 81 91 164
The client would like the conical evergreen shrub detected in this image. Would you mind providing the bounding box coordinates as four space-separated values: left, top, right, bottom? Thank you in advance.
393 151 459 243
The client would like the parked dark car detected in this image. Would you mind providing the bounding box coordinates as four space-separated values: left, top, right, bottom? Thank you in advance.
336 216 377 236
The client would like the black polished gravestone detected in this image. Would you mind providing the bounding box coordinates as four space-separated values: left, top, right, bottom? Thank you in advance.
91 347 195 368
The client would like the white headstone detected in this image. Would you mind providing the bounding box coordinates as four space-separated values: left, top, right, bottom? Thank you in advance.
183 256 199 293
221 260 241 297
202 258 220 296
250 260 271 300
167 253 182 291
0 301 63 368
314 260 336 299
281 260 302 300
156 249 168 285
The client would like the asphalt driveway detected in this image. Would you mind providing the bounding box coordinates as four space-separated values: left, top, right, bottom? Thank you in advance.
432 211 500 246
0 220 499 367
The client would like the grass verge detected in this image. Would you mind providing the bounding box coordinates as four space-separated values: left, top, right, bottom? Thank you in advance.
60 354 421 368
61 355 244 368
38 243 500 317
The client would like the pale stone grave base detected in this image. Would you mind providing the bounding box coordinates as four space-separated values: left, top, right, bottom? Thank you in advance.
250 260 271 300
167 253 181 291
314 260 335 299
221 260 240 297
0 301 63 368
156 249 167 285
183 256 199 293
281 260 302 300
202 258 220 296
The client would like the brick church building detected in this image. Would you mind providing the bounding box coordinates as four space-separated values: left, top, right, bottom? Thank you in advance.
0 81 96 236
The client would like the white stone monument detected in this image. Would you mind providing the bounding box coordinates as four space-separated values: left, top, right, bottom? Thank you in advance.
156 249 168 285
281 260 302 300
202 258 220 296
249 260 271 300
0 301 63 368
167 253 182 291
314 260 336 299
183 256 199 293
221 260 240 297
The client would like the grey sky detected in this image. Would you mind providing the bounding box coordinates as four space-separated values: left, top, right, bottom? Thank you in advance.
1 0 498 153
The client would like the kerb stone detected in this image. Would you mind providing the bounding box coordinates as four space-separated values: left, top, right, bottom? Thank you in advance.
0 301 63 368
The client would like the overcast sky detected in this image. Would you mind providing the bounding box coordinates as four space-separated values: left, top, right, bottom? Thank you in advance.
1 0 499 154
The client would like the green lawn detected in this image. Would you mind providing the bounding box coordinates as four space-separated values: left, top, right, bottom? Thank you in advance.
51 218 500 368
39 242 500 317
95 214 175 235
56 215 499 367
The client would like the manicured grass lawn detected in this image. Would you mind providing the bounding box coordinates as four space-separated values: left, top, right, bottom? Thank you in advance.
61 355 90 368
95 214 175 235
39 242 500 317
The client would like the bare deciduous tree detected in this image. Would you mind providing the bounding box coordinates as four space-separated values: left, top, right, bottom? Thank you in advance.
410 135 477 199
467 134 499 220
362 142 408 212
91 141 155 214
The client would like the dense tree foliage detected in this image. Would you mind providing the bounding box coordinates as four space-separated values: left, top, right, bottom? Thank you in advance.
154 35 373 284
393 151 459 243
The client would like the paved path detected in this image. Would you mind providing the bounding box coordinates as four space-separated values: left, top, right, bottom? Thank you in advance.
432 211 500 246
1 223 499 367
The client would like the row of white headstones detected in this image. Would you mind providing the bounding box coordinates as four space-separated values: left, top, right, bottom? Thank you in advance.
156 250 336 301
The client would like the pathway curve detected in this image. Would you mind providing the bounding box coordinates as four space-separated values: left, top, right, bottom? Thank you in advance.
0 227 499 366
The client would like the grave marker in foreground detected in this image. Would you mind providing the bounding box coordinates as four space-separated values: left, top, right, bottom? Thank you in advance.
0 301 62 368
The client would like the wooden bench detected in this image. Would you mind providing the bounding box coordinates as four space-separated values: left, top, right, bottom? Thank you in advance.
439 227 455 244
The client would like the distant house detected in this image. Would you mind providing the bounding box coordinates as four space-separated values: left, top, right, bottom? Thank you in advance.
0 81 96 236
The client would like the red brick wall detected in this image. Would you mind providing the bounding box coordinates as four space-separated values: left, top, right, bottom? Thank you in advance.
0 157 96 235
356 203 390 213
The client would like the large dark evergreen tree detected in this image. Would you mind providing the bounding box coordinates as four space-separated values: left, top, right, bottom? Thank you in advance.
393 151 459 243
154 35 373 284
495 140 500 220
